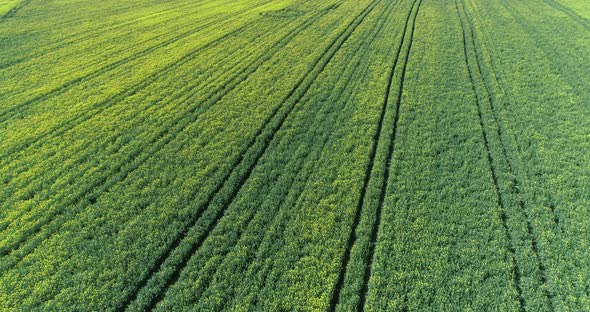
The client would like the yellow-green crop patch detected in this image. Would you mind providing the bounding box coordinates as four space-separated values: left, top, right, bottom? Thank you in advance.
1 0 588 310
0 0 21 17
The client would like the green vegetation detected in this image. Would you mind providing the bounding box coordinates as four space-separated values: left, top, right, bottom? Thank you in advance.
0 1 22 17
1 0 588 310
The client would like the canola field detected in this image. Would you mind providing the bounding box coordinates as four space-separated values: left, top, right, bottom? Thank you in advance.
1 0 589 310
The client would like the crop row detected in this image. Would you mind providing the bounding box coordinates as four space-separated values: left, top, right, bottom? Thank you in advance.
2 0 587 310
364 0 521 310
0 0 225 69
465 0 590 309
0 0 280 158
0 0 330 258
0 0 371 309
140 0 403 310
330 0 421 310
0 0 269 108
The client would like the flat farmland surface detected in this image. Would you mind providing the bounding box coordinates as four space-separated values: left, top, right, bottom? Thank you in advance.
1 0 589 310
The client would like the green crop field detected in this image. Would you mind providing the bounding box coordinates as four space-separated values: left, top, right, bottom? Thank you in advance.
1 0 589 310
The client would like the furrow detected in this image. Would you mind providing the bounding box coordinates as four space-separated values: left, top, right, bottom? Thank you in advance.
542 0 590 31
0 4 333 266
0 21 252 181
0 22 251 235
465 0 562 226
0 0 31 20
118 1 381 310
455 0 525 310
460 1 555 308
0 11 289 222
496 0 590 101
357 1 421 310
0 0 218 69
189 0 395 306
0 0 272 123
217 16 387 309
0 15 257 163
326 0 408 310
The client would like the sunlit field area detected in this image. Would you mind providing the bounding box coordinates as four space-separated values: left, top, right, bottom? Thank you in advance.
1 0 589 310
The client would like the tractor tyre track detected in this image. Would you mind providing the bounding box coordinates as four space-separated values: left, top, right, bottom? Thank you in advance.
117 0 382 310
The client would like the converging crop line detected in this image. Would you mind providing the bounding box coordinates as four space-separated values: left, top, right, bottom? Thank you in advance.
499 0 590 94
193 4 385 301
326 0 418 311
541 0 590 31
358 1 421 311
465 0 562 227
0 7 293 227
0 20 252 194
0 0 32 20
0 4 314 202
0 0 214 69
0 5 333 272
0 0 273 124
215 7 390 307
0 19 256 160
0 4 335 272
459 1 556 309
0 23 251 258
455 0 528 310
139 0 391 306
118 1 381 310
